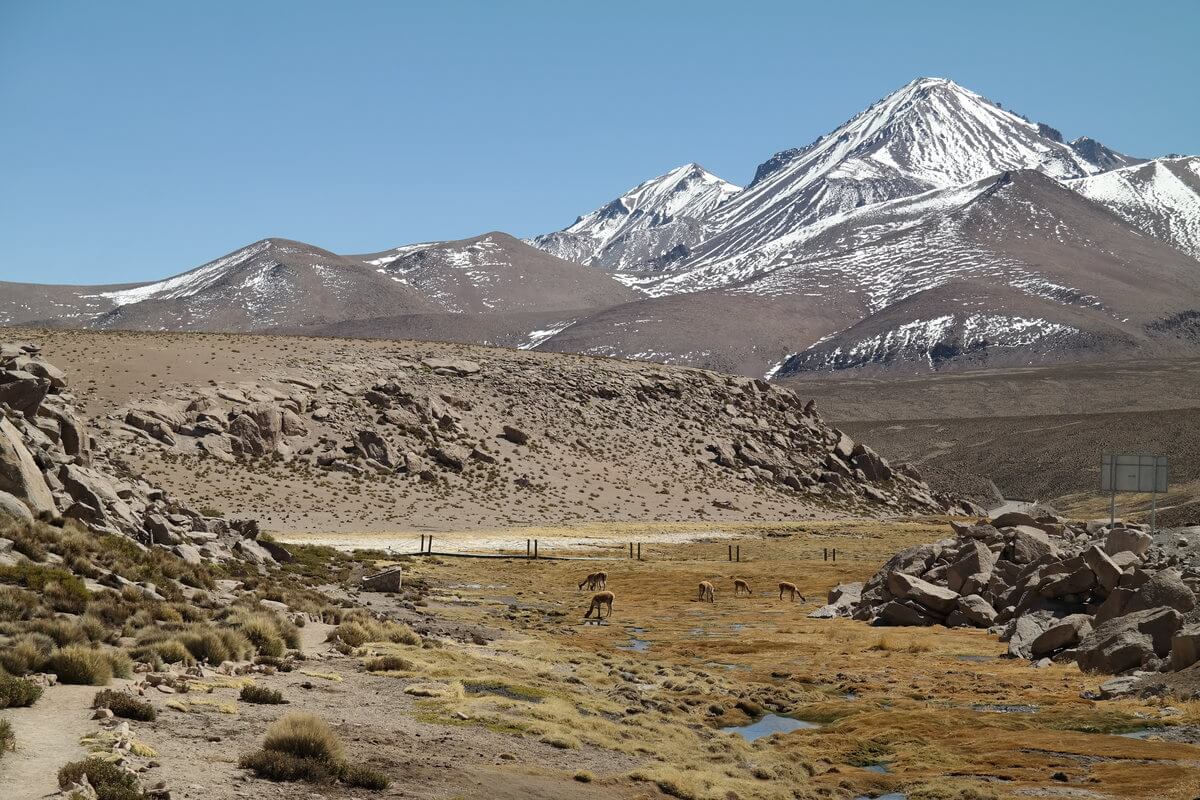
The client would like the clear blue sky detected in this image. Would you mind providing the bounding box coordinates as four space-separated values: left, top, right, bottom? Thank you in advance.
2 0 1197 284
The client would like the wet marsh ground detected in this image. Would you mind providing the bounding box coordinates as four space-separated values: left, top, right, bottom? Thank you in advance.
355 519 1200 799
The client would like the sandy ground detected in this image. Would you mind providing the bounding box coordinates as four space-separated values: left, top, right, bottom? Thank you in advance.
0 683 105 800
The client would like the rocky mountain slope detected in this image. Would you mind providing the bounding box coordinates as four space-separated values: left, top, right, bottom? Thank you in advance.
8 328 974 534
1070 156 1200 260
530 163 741 272
350 232 638 313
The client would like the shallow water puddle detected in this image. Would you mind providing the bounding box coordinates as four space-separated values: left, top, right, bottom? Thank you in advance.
1117 728 1164 739
720 713 821 741
618 638 650 652
956 655 994 663
855 794 906 800
863 763 891 774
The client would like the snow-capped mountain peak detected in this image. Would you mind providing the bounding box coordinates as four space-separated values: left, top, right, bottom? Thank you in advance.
529 163 740 271
691 77 1105 266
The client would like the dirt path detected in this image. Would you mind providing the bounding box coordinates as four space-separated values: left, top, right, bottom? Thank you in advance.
0 683 98 800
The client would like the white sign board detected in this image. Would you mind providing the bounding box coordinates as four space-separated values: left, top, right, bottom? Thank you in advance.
1101 454 1168 493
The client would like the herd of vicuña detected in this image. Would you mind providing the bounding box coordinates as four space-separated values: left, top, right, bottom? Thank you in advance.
581 574 805 621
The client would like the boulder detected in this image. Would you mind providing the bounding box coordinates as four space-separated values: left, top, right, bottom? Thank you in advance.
0 417 56 515
991 511 1041 529
886 572 958 615
0 489 33 525
125 410 176 445
1094 586 1135 626
0 375 50 418
280 409 308 437
956 594 998 627
1125 570 1196 615
876 600 939 626
429 445 467 472
1105 528 1153 558
502 425 529 445
946 540 997 593
1082 545 1123 593
832 432 855 461
850 444 892 482
1169 626 1200 671
1038 566 1097 598
421 358 481 375
1031 614 1093 657
1008 526 1059 564
1076 607 1182 674
362 566 404 592
1007 615 1051 659
356 430 393 467
14 357 67 388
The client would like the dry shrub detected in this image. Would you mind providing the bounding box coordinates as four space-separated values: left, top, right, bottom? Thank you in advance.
341 763 390 790
0 671 43 708
0 586 41 620
240 684 286 704
239 749 335 783
0 718 13 756
94 689 155 721
0 633 54 675
57 758 143 800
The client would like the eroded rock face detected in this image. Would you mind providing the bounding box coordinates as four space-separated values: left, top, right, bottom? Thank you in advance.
0 341 272 566
829 508 1200 675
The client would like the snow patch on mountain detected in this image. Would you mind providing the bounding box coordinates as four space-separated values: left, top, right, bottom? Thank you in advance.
91 240 274 306
787 313 1079 373
531 163 740 271
1070 157 1200 260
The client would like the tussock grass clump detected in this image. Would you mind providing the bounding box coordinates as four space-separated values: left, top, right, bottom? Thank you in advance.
0 670 44 708
57 757 143 800
173 626 253 665
241 713 387 790
94 689 156 721
363 654 413 672
0 633 54 676
262 713 344 763
0 585 41 620
341 763 390 790
44 646 114 685
239 749 335 783
328 617 419 648
574 770 594 783
240 684 286 704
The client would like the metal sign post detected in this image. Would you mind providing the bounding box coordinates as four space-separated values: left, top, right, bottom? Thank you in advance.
1101 453 1169 534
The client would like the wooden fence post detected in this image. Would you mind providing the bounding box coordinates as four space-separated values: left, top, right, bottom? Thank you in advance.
736 545 740 562
629 542 633 559
728 545 732 562
534 539 539 559
420 534 425 553
637 542 641 560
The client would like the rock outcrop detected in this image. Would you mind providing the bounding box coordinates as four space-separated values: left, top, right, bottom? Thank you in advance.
822 510 1200 675
0 342 275 566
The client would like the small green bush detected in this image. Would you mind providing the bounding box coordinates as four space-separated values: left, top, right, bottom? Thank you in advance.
0 671 44 708
93 690 155 721
341 763 390 790
240 684 285 704
0 565 89 613
57 758 143 800
329 619 419 649
44 646 114 685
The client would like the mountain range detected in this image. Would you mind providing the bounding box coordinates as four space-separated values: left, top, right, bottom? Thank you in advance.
3 77 1198 379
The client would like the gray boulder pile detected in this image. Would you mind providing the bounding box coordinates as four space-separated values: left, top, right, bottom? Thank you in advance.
814 511 1200 675
0 341 276 565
